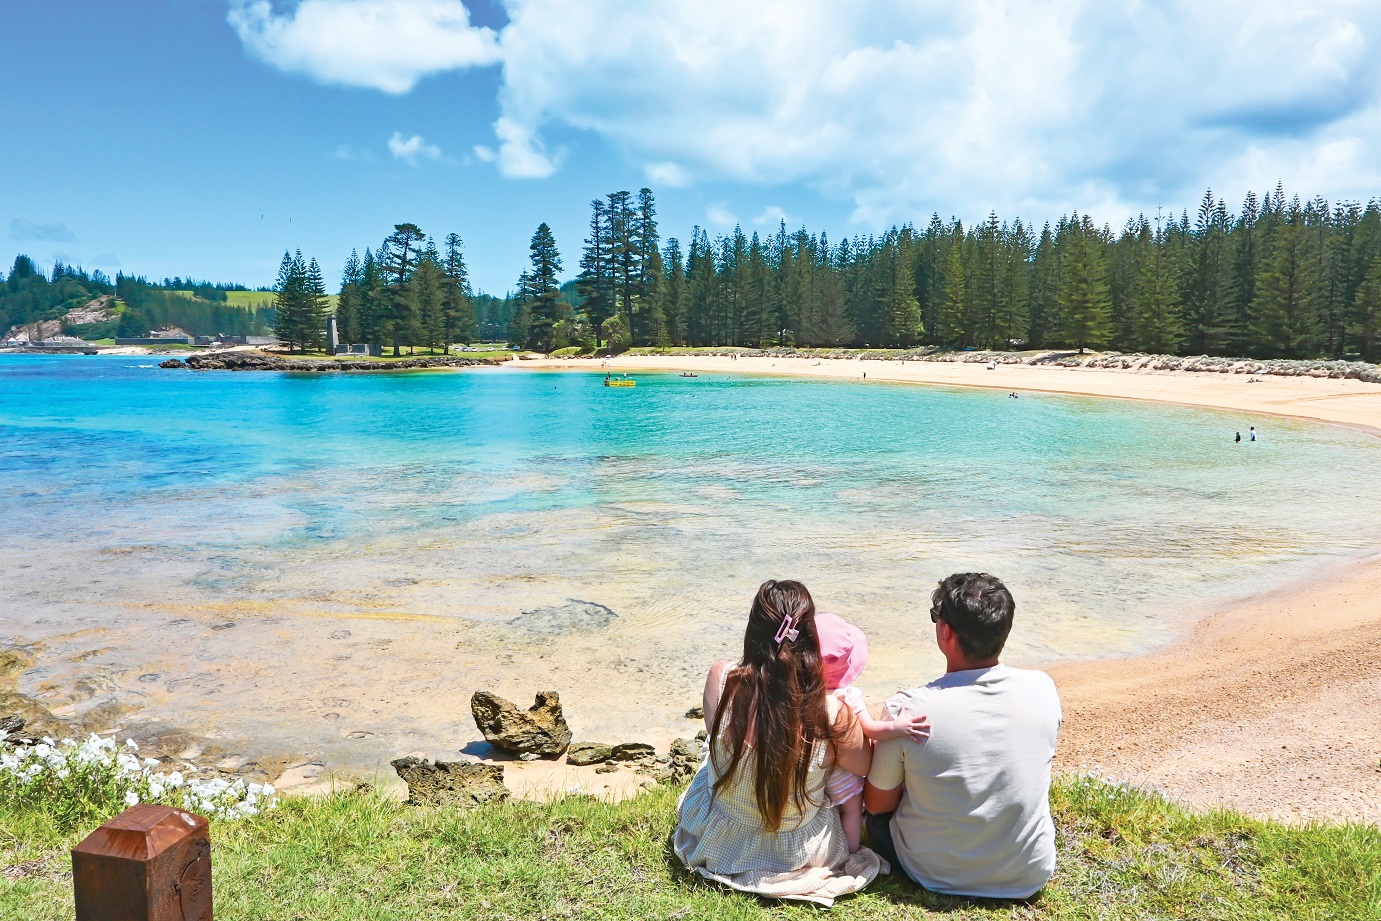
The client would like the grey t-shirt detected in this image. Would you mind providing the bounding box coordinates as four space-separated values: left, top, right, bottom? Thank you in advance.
868 664 1062 898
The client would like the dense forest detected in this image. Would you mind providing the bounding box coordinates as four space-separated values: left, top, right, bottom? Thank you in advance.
505 183 1381 361
323 225 477 355
8 181 1381 361
0 255 272 339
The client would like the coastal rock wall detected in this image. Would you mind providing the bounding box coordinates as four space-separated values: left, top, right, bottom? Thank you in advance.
161 351 500 372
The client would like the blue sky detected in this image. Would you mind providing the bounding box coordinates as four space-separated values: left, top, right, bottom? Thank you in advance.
5 1 1381 295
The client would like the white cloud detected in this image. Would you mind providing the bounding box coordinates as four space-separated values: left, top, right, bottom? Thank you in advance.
753 206 789 227
228 0 500 94
645 162 690 188
388 132 443 165
233 0 1381 223
706 204 737 228
11 218 75 242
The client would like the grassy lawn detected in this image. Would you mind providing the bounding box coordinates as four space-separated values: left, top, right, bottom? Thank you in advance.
3 776 1376 920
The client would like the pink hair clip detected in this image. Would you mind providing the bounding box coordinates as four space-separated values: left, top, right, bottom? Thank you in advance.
774 614 799 645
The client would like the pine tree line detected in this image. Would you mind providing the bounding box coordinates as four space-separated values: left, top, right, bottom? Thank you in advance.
271 250 329 352
543 183 1381 361
333 225 476 355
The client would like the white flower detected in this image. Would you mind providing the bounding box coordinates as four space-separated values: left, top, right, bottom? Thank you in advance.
124 790 140 807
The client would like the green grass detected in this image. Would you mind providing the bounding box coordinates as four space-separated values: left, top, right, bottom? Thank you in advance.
170 291 340 311
3 776 1377 920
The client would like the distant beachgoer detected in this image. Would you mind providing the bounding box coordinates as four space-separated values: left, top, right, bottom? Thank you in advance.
1235 432 1241 443
1250 427 1257 442
988 360 997 371
815 613 930 853
863 372 867 379
675 581 884 906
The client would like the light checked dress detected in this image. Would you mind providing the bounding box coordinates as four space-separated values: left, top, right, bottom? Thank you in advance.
673 690 886 907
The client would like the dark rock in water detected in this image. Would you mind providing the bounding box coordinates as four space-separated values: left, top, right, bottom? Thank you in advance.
329 629 351 640
470 690 572 758
567 742 614 766
179 350 498 373
158 358 186 369
609 742 656 762
505 599 617 638
390 756 509 807
685 705 704 719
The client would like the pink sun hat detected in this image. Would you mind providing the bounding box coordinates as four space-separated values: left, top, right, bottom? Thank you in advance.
815 612 868 691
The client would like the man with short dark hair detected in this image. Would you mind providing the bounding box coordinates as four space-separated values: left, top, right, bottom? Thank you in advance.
863 572 1061 899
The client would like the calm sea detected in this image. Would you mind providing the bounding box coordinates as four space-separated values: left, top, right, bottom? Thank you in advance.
3 354 1379 759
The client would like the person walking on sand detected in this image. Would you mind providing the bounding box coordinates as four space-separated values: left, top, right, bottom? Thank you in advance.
864 572 1061 899
675 580 884 906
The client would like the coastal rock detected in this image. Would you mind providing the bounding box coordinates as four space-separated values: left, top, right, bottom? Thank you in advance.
178 350 498 373
566 742 614 766
390 756 509 807
470 690 572 758
158 358 186 369
685 705 704 719
660 737 704 785
609 742 656 762
0 715 38 746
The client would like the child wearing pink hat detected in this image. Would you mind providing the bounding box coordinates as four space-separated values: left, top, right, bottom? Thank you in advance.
816 612 931 853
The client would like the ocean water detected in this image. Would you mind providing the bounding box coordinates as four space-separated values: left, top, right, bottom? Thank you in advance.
3 354 1380 765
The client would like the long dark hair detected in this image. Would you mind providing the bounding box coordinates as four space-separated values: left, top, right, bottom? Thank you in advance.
709 579 841 831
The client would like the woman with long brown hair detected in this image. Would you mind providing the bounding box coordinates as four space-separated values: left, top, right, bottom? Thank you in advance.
673 580 884 905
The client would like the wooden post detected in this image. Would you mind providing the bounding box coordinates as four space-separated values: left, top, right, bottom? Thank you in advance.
71 804 212 921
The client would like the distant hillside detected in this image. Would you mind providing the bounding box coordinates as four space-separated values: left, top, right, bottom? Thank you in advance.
1 255 275 339
5 295 117 341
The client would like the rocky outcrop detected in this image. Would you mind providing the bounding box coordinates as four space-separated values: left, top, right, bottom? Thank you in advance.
171 350 498 372
470 690 572 759
159 358 186 369
662 737 704 784
566 742 614 766
390 756 509 807
608 742 655 762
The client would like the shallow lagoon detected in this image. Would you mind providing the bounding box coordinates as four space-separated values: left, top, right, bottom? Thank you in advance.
3 355 1380 768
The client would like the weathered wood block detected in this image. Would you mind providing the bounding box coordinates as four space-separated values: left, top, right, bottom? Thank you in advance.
71 804 211 921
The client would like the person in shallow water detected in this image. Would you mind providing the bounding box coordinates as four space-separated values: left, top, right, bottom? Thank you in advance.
863 572 1062 899
674 580 885 906
1236 431 1242 443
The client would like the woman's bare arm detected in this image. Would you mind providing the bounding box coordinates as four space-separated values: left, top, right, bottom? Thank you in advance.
831 705 872 777
702 659 734 734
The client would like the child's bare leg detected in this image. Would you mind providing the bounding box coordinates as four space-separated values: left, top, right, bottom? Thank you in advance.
839 794 863 853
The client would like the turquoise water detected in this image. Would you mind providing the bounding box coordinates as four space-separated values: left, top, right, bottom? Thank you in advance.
3 354 1380 759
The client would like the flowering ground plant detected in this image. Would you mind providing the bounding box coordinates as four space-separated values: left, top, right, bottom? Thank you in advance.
0 731 275 832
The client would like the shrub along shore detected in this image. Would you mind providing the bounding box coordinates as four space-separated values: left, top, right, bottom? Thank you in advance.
2 771 1378 920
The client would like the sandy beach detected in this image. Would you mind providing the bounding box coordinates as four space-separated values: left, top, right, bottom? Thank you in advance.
516 354 1381 823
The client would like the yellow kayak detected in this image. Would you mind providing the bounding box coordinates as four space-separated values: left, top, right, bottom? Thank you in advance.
604 379 636 387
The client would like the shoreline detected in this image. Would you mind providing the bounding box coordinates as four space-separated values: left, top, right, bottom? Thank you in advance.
516 354 1381 823
519 353 1381 436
